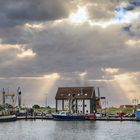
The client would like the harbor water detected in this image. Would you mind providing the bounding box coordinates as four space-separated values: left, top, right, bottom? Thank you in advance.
0 120 140 140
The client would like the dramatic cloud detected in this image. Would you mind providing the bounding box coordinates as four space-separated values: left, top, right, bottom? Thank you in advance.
0 0 70 27
0 0 140 107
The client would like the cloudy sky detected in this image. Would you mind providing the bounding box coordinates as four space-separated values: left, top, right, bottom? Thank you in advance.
0 0 140 107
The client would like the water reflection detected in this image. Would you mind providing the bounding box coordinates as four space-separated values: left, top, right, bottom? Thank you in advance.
0 120 140 140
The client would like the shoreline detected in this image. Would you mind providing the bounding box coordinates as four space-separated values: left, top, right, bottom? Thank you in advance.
16 116 138 121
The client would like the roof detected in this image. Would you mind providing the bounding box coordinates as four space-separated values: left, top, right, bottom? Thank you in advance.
55 87 95 100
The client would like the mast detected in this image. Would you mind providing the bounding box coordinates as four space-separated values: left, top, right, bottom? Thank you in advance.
2 88 5 108
97 87 100 97
17 87 22 108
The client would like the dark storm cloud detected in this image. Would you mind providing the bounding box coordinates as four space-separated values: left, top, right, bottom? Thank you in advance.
0 0 69 27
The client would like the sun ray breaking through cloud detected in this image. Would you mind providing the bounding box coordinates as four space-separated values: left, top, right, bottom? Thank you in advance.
69 6 89 25
0 0 140 106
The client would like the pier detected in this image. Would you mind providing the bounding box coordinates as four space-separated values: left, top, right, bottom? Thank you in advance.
17 116 53 120
16 115 138 121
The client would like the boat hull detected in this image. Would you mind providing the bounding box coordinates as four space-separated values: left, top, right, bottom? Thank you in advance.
85 113 96 120
0 115 17 122
52 114 85 121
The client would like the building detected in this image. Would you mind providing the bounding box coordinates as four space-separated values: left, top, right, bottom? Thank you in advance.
55 87 101 114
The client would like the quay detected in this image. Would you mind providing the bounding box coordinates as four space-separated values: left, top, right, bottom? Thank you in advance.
16 115 138 121
96 117 136 121
17 116 53 120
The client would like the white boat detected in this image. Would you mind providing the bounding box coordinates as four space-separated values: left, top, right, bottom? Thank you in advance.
0 115 16 122
0 108 17 122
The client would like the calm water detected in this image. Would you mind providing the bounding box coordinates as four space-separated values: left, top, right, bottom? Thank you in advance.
0 120 140 140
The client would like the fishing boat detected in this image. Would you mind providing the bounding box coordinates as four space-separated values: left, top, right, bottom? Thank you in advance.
0 115 16 122
52 111 85 121
0 88 21 122
53 91 88 121
85 113 96 120
0 108 17 122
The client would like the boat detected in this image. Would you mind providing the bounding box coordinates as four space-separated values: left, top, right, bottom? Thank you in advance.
0 115 16 122
0 107 17 122
52 111 85 121
52 90 88 121
0 88 21 122
85 113 96 120
16 108 27 116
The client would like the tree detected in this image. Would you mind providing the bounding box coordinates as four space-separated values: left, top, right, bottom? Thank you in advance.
32 104 40 109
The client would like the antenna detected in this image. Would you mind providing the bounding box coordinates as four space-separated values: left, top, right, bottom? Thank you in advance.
2 88 5 107
97 87 100 97
17 87 22 108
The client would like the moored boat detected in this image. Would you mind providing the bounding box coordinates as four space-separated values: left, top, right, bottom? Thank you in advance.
0 115 16 122
0 88 17 122
85 113 96 120
52 111 85 121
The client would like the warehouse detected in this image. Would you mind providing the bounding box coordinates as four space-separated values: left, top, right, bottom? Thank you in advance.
55 87 101 114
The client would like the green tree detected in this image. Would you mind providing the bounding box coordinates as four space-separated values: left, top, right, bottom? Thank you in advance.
32 104 40 109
